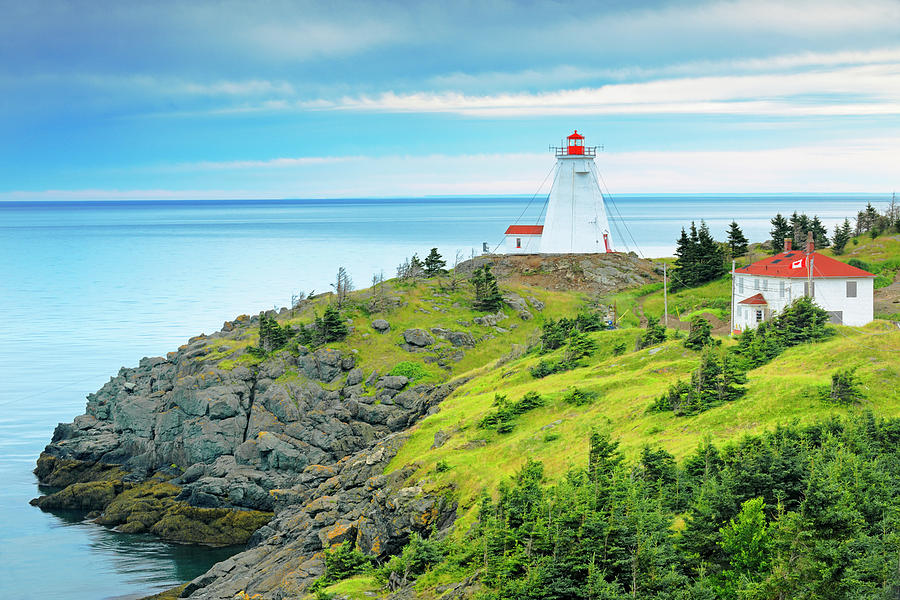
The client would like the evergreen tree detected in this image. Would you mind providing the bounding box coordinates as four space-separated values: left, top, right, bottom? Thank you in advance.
684 315 713 351
831 218 852 255
695 221 726 283
809 216 829 248
726 221 749 258
321 304 349 342
673 226 698 288
423 248 447 277
471 264 503 312
257 313 292 353
770 213 790 254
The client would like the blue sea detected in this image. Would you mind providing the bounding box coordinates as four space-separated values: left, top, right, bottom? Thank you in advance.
0 195 888 598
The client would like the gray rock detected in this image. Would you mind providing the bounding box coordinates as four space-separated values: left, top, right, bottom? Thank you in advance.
402 328 435 347
346 368 364 386
528 296 545 310
473 312 509 327
430 328 476 347
431 429 451 449
378 376 409 390
371 319 391 332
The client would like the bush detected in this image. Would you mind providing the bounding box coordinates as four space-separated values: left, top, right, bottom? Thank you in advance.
563 387 598 406
825 367 864 404
874 275 892 289
638 317 667 349
312 542 372 589
848 258 871 272
529 359 566 379
389 361 432 381
376 533 446 591
612 341 627 356
479 392 545 433
683 316 712 351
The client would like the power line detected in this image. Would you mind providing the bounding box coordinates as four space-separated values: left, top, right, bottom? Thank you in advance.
491 162 557 254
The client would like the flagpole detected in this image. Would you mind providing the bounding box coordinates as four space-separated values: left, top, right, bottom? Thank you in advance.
663 262 668 328
730 259 735 334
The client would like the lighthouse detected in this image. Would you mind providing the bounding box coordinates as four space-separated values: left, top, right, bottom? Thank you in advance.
503 131 614 254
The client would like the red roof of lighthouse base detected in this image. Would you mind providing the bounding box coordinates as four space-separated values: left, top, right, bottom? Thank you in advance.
735 251 875 278
505 225 544 235
739 293 768 305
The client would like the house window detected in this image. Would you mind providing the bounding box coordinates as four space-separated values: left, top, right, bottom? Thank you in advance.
754 278 760 290
755 310 763 322
516 237 522 248
779 280 785 298
738 277 743 293
762 279 768 291
804 281 815 297
846 281 857 298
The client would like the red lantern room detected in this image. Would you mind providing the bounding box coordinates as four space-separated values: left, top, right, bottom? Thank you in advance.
566 130 585 155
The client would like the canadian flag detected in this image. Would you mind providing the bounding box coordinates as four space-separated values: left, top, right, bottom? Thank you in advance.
791 258 804 269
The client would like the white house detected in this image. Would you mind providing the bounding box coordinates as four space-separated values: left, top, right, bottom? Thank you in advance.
502 131 614 254
732 239 875 331
504 225 543 254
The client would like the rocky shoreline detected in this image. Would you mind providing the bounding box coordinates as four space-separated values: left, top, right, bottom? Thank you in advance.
31 310 466 597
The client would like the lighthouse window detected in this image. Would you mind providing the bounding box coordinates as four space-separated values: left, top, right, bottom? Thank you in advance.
516 237 522 248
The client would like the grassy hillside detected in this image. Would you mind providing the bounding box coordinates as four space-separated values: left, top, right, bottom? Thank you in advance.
386 320 900 524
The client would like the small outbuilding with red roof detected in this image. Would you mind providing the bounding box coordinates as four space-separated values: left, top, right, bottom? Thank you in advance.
504 225 544 254
732 236 875 331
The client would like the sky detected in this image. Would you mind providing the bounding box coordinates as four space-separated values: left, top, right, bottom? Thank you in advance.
1 0 899 199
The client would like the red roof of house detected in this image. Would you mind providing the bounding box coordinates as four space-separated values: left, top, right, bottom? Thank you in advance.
735 251 875 279
505 225 544 235
739 293 768 305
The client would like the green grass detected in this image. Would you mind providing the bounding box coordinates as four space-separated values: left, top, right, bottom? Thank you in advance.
385 321 900 535
642 276 732 322
304 574 384 600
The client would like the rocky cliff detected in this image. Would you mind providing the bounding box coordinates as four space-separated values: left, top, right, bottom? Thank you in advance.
32 253 660 598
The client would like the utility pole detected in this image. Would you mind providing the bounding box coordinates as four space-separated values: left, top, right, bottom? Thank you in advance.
663 262 668 328
730 259 735 334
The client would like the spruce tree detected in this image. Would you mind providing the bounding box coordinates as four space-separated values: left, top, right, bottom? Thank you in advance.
695 221 726 283
673 226 698 289
770 213 790 254
321 304 349 342
831 218 852 255
423 248 447 277
726 221 749 258
809 216 829 248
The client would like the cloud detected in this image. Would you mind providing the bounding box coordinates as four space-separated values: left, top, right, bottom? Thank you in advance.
4 138 897 199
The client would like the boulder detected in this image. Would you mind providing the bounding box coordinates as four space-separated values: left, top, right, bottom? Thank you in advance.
371 319 390 333
430 328 476 348
402 328 435 347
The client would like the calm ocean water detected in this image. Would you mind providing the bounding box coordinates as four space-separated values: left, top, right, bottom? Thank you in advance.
0 195 887 598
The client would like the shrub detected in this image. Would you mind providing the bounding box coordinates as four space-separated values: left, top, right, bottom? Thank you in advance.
612 341 627 356
479 392 545 433
638 317 667 349
847 258 871 272
375 533 446 590
530 359 565 379
434 460 451 473
312 542 372 589
874 275 892 289
825 367 864 404
563 387 598 406
389 361 432 381
683 316 712 351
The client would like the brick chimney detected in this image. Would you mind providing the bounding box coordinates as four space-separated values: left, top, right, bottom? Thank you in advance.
806 231 814 254
784 239 792 252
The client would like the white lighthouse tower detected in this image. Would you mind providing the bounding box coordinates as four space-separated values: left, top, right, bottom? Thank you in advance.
503 131 614 254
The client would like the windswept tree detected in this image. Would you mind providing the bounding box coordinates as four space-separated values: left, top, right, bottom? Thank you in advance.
424 248 447 277
726 221 749 258
331 266 353 307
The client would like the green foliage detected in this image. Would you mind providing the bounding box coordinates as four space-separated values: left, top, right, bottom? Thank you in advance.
847 258 871 271
825 367 864 404
424 248 447 277
529 359 566 379
471 264 503 312
832 218 852 255
562 387 598 406
674 220 726 289
726 221 749 258
479 392 545 433
388 361 432 382
770 213 791 254
250 313 294 355
539 311 607 353
652 349 747 416
375 533 446 590
637 316 667 349
424 413 900 600
612 341 627 356
684 315 713 351
315 542 373 588
294 305 349 349
875 274 893 288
